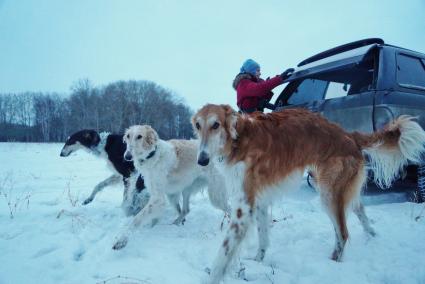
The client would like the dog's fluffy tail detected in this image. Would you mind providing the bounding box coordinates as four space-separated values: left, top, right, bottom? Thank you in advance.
351 116 425 188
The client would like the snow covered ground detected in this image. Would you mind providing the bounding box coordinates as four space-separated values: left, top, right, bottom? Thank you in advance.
0 142 424 284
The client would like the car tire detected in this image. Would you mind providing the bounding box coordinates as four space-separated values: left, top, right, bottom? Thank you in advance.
417 164 425 203
307 172 315 189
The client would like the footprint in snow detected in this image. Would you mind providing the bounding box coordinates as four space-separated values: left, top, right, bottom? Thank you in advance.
32 246 59 258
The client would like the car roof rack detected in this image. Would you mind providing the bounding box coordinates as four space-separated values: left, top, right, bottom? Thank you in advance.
297 38 384 67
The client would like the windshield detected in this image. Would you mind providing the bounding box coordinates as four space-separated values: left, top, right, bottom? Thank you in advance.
287 79 328 104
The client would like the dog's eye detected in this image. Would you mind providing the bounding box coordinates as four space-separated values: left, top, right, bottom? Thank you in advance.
211 122 220 130
195 122 201 130
137 135 142 140
126 134 130 139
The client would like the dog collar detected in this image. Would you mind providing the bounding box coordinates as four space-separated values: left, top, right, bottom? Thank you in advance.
146 146 157 160
139 146 157 163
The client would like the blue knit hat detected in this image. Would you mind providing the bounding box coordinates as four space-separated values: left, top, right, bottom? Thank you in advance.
240 59 260 75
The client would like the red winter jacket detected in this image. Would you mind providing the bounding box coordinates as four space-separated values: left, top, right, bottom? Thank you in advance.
233 73 283 110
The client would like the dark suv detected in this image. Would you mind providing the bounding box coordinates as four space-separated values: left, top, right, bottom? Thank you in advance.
273 38 425 202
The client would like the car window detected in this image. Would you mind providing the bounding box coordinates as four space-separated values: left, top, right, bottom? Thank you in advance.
280 54 376 106
287 80 351 105
287 79 328 105
325 82 350 99
397 53 425 89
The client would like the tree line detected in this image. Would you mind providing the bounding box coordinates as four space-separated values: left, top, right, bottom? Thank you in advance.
0 80 194 142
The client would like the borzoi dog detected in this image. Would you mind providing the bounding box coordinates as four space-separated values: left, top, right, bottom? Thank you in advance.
192 104 425 284
112 125 230 250
60 129 147 216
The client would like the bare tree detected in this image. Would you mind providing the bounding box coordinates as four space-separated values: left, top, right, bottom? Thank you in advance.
0 79 194 142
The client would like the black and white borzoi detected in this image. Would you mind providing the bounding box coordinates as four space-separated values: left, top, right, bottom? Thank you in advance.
60 129 147 216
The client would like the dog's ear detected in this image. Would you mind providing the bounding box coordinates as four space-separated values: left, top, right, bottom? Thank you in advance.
222 105 238 140
123 128 130 143
91 131 100 145
83 130 98 143
145 127 158 147
191 114 196 126
191 115 199 137
222 104 234 115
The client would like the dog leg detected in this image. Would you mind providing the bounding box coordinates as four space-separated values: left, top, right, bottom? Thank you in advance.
82 174 121 205
123 174 150 216
135 175 145 193
130 189 150 216
210 173 231 230
329 201 348 262
220 212 231 231
254 200 269 262
207 172 231 214
317 157 364 262
207 198 254 284
113 193 166 250
320 189 349 262
172 188 192 225
208 182 231 214
122 175 138 216
353 202 376 237
167 193 182 215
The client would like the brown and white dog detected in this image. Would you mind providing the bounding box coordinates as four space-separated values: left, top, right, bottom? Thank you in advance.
112 124 230 250
192 104 425 284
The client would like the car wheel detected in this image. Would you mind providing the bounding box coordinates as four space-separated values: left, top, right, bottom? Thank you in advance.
307 172 315 189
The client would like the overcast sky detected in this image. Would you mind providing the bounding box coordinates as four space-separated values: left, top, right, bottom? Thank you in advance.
1 0 424 110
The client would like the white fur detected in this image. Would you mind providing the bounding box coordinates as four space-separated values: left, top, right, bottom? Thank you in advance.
364 116 425 188
112 125 230 250
208 160 305 283
208 159 250 284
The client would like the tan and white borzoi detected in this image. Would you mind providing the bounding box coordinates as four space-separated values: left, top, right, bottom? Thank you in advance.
192 104 425 284
112 124 230 250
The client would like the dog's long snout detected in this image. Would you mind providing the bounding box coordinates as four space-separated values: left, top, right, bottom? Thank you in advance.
60 146 70 157
197 151 210 166
124 151 133 161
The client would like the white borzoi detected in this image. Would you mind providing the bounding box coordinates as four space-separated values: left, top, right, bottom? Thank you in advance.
192 104 425 284
112 124 230 250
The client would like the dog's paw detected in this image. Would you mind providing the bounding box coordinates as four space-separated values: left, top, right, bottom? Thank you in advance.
150 218 159 228
330 250 343 262
131 206 143 216
368 230 377 238
172 217 186 226
112 236 128 250
122 206 137 217
254 249 265 262
202 267 227 284
200 268 215 284
368 226 377 237
123 209 133 217
82 197 93 205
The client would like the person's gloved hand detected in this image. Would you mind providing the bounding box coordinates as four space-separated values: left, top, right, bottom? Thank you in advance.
280 68 295 80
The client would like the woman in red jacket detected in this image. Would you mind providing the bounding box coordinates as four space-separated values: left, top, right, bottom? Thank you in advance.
233 59 294 113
